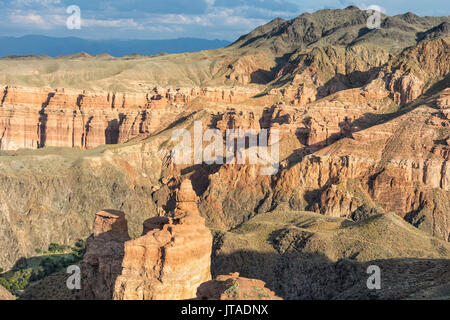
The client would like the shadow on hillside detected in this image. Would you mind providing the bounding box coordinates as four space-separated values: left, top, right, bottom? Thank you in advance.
105 114 126 145
211 248 450 300
314 68 382 99
282 100 424 170
423 74 450 97
248 53 292 85
37 92 55 148
181 164 222 196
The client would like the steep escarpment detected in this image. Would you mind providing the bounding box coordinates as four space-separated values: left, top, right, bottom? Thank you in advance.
0 139 168 269
196 99 449 240
0 86 261 151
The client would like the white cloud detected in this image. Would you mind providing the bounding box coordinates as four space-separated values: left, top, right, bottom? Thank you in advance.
83 18 143 29
11 0 61 7
9 12 50 28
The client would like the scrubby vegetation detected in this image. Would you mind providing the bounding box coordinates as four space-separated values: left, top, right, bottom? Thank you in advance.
0 268 33 291
0 240 86 293
223 280 240 299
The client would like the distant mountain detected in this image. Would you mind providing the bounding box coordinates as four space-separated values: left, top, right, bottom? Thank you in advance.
0 35 231 58
230 6 450 53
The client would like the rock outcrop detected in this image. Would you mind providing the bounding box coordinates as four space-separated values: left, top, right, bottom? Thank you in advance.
79 180 213 300
197 273 282 300
78 210 130 300
114 180 212 300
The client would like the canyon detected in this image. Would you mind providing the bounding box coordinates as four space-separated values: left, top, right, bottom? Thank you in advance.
78 180 281 300
0 7 449 300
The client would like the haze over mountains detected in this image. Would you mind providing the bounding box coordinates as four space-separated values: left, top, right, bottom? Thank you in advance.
0 35 230 58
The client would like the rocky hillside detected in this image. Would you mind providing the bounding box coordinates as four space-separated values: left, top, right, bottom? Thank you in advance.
213 209 450 299
231 6 449 53
0 7 448 300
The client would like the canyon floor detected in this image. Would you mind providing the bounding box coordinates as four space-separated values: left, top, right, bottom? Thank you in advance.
0 7 449 300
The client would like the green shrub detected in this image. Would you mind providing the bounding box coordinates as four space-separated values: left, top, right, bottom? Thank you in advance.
48 243 68 253
0 277 10 290
71 240 86 259
0 268 33 291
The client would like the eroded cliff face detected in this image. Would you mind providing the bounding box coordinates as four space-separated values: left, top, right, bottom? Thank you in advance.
0 139 168 269
196 100 449 241
78 210 130 300
0 86 260 151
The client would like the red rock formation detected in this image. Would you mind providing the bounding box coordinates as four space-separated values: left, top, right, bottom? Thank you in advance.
197 273 282 300
113 180 212 300
79 182 213 300
0 85 259 151
78 210 130 300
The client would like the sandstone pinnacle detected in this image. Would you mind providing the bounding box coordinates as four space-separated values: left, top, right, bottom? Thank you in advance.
79 180 212 300
175 179 199 217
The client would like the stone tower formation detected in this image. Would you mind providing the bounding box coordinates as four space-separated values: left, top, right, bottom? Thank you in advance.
79 180 213 300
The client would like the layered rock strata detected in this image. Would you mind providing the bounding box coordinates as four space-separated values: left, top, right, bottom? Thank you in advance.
114 180 212 300
79 180 213 300
0 86 259 151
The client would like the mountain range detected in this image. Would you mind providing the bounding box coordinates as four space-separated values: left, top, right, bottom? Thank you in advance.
0 35 230 58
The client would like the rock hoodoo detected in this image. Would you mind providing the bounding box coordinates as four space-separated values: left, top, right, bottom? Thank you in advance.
79 180 213 300
114 179 213 300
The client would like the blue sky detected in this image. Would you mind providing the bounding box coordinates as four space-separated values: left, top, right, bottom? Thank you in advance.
1 0 449 41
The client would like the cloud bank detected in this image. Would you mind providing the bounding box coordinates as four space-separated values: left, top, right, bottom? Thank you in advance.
0 0 448 41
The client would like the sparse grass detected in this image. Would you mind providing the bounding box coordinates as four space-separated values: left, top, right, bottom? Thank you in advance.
222 209 450 263
224 280 240 299
252 285 270 298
